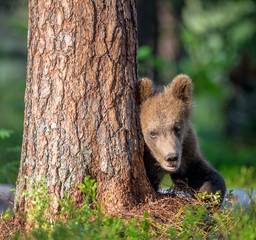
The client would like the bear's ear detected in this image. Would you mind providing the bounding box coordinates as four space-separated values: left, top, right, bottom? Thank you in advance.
139 77 154 103
168 74 193 102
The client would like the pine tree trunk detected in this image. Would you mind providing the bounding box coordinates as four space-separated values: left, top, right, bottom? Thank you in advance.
15 0 154 219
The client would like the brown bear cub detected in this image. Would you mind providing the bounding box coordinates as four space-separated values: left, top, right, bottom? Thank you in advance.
139 74 226 200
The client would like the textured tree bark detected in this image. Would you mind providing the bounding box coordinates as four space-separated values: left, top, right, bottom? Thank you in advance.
14 0 154 219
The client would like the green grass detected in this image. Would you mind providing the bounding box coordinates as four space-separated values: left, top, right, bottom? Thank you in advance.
220 165 256 188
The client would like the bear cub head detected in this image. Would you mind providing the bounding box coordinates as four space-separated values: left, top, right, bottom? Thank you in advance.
139 74 193 173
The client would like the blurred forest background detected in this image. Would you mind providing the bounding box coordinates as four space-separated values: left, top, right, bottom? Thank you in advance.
0 0 255 188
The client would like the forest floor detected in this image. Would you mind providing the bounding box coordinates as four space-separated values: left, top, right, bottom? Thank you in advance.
0 183 255 239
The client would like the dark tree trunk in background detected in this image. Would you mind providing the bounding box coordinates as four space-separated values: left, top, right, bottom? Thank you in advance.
226 55 256 142
156 0 181 81
137 0 184 84
137 0 158 81
15 0 154 222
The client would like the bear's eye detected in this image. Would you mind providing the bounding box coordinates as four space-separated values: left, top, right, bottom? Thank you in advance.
149 131 157 139
174 123 181 135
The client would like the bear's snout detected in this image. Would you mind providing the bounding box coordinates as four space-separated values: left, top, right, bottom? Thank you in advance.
165 153 179 162
161 152 181 172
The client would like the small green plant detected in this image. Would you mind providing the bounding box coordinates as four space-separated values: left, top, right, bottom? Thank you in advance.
22 176 54 231
196 190 223 207
1 208 13 219
77 175 98 205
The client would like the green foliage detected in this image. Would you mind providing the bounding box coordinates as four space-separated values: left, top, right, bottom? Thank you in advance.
196 190 223 207
0 129 13 139
180 0 256 148
6 176 255 239
228 188 256 240
180 0 256 141
0 85 24 184
13 176 154 239
221 165 256 188
0 0 27 185
179 206 208 239
0 159 20 184
0 128 20 184
181 0 256 91
1 207 13 219
22 176 54 230
138 46 165 77
77 176 98 205
8 19 28 38
168 194 256 240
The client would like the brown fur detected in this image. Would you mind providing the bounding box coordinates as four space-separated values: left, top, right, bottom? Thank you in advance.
139 74 226 199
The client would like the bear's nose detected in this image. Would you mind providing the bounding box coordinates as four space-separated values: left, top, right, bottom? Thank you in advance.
165 153 179 162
